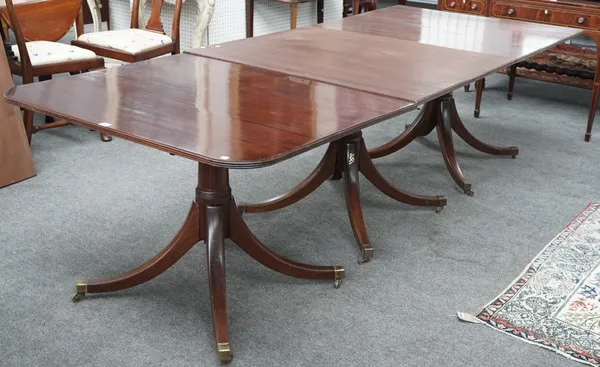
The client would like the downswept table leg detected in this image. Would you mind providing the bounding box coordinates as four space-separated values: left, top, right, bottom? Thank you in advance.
368 92 519 196
230 200 343 284
449 97 518 158
369 105 435 159
238 143 338 214
241 132 446 264
437 96 472 196
205 204 232 362
359 142 446 211
71 202 201 301
72 163 343 362
342 134 372 264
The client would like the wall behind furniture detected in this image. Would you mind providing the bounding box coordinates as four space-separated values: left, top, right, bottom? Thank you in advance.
109 0 343 50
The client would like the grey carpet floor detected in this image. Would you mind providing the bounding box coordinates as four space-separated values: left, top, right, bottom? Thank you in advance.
1 73 599 367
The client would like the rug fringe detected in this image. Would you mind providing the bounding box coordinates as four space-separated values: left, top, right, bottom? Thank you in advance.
456 311 482 324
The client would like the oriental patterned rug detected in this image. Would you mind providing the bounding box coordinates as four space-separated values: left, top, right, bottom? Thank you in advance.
475 203 600 366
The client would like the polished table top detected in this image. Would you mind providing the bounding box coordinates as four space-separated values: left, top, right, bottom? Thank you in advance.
187 6 582 104
4 6 583 168
5 54 412 168
318 6 583 59
188 27 509 103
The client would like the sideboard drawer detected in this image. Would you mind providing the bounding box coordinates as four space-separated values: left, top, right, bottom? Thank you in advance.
491 1 600 29
442 0 487 16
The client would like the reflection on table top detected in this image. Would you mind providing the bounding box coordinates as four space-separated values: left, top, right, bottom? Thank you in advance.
187 26 510 103
188 7 580 103
318 6 583 59
4 54 412 168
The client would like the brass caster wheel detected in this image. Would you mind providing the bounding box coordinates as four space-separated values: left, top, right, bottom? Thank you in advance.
333 266 345 289
465 190 474 197
237 203 247 215
216 343 232 363
357 257 369 265
100 133 112 142
72 281 88 303
512 154 517 159
435 206 443 214
507 94 513 101
357 247 373 265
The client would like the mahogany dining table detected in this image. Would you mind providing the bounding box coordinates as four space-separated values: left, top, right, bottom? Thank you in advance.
4 5 581 362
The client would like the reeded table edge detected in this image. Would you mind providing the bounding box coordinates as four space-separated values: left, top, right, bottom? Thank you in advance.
3 88 416 169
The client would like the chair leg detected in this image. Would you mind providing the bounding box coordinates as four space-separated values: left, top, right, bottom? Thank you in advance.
290 3 297 29
317 0 324 23
474 78 484 118
507 65 517 101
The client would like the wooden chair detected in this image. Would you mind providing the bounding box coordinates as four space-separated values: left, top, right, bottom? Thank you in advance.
2 0 106 144
71 0 183 63
246 0 325 38
343 0 377 17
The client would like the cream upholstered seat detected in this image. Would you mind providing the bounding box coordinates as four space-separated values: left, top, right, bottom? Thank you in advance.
11 41 98 67
76 29 173 55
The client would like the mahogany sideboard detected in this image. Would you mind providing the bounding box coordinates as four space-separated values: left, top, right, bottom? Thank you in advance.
438 0 600 141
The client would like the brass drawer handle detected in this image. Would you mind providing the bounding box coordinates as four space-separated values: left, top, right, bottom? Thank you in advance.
449 1 455 6
471 3 477 9
578 16 585 24
507 8 514 15
544 9 548 15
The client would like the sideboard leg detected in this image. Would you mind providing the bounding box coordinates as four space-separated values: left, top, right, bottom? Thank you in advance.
585 32 600 142
587 84 599 142
473 78 484 118
507 65 517 101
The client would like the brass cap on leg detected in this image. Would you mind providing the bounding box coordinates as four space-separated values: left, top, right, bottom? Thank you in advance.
75 281 88 294
72 281 88 303
216 342 232 363
334 266 345 280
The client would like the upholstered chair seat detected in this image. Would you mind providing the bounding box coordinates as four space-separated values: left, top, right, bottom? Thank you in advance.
76 29 173 55
11 41 98 66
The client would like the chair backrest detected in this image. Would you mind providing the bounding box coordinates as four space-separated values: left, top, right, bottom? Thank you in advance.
130 0 183 51
1 0 83 42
